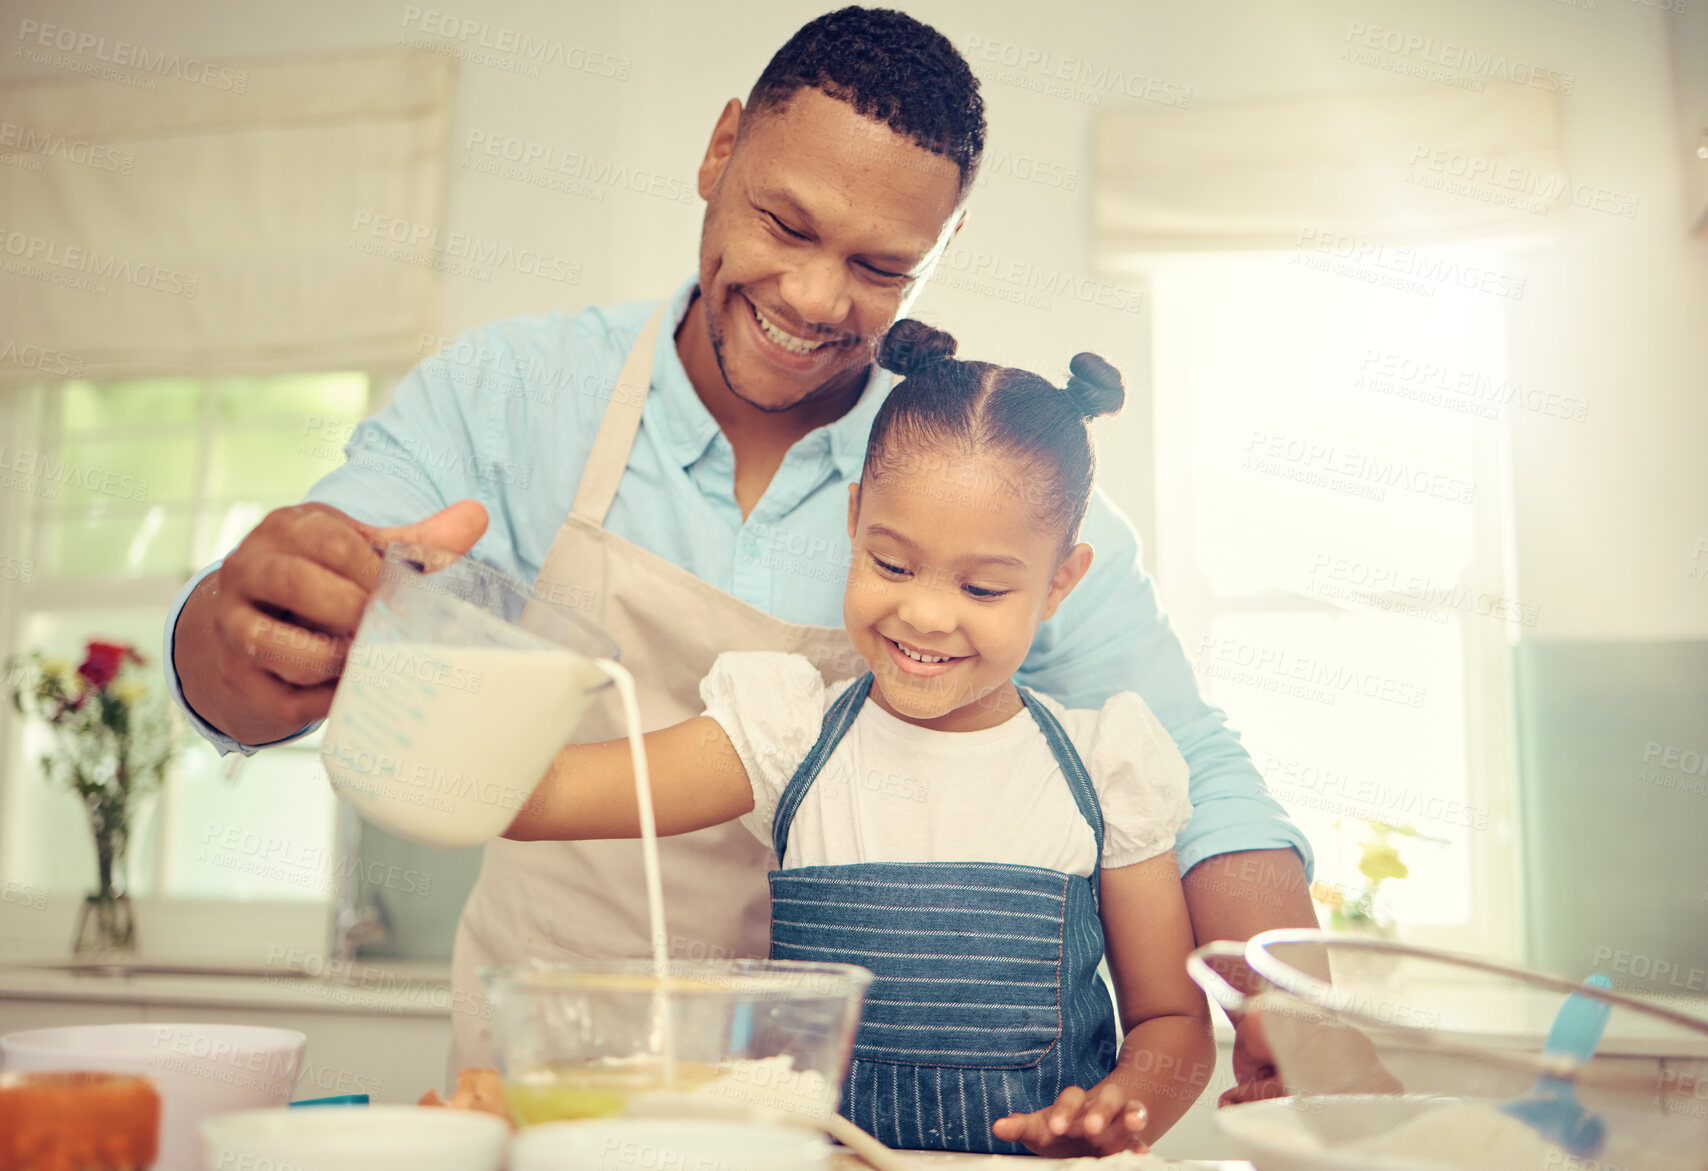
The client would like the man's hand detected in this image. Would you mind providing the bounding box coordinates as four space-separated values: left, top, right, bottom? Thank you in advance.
1180 849 1321 1107
992 1081 1151 1158
176 499 488 744
1221 1011 1284 1106
1217 996 1405 1106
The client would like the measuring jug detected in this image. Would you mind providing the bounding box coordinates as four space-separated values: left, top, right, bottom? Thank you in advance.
319 540 619 848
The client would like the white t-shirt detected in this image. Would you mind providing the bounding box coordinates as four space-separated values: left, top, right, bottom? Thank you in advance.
698 652 1193 876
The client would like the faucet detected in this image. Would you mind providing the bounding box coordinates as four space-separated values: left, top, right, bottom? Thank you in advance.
328 802 388 962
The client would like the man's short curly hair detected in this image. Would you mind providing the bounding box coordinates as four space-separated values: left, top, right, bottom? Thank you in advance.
746 6 986 198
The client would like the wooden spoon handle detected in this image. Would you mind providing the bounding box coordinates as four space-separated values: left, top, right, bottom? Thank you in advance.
822 1112 916 1171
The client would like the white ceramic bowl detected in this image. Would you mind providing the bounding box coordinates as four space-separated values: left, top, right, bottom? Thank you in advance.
510 1118 830 1171
1217 1093 1684 1171
1216 1095 1471 1171
202 1104 509 1171
1 1022 306 1171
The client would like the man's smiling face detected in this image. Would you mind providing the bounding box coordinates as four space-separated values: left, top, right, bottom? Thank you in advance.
688 87 965 413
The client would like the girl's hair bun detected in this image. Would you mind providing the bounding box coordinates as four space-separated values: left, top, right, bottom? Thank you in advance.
1064 352 1125 419
878 318 958 377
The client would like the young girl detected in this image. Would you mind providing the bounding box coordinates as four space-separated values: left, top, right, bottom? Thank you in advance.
507 320 1214 1157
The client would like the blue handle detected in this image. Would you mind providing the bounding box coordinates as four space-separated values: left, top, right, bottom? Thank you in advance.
1497 975 1612 1159
289 1093 371 1107
1543 973 1613 1064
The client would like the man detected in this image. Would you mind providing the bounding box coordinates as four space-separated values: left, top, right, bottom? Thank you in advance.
169 6 1312 1146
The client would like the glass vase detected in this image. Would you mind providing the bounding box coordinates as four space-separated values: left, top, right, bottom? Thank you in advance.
73 805 136 955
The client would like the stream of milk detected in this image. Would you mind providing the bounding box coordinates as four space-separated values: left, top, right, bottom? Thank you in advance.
591 658 674 1084
324 627 679 1085
593 658 670 976
322 631 670 967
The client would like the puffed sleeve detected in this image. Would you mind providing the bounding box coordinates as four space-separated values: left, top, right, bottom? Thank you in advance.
1089 690 1194 869
698 651 828 848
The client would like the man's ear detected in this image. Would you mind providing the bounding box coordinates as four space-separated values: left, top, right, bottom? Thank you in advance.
698 99 743 199
847 482 861 541
903 210 968 314
1041 543 1094 622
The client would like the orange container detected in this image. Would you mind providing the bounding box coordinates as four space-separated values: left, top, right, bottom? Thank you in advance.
0 1072 160 1171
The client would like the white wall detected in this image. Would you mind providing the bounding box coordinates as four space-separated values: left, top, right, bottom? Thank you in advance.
1 0 1701 635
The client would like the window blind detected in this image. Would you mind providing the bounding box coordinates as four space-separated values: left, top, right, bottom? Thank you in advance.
0 49 454 387
1094 82 1563 258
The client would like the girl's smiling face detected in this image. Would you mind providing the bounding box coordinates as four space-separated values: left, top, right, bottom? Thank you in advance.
844 449 1093 732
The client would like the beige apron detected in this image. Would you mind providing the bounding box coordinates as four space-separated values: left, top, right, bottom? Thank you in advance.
449 304 864 1072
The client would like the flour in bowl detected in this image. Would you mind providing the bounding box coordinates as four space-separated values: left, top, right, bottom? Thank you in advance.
1347 1100 1566 1168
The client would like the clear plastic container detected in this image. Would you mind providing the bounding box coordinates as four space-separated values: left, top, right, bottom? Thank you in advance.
1190 929 1708 1170
1 1023 304 1171
481 959 873 1129
0 1072 160 1171
320 539 619 848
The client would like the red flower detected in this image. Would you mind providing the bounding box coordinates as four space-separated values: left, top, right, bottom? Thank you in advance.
77 641 141 690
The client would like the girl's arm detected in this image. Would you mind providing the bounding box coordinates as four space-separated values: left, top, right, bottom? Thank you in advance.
992 850 1214 1156
504 716 755 841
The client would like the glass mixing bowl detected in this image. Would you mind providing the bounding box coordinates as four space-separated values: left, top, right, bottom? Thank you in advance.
1191 929 1708 1170
481 959 873 1128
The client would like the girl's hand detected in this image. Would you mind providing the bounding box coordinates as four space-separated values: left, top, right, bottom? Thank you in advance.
991 1081 1151 1157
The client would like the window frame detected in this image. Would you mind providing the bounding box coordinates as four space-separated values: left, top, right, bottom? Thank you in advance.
0 366 404 958
1131 252 1526 962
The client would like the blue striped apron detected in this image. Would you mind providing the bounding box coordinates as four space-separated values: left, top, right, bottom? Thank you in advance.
768 673 1120 1154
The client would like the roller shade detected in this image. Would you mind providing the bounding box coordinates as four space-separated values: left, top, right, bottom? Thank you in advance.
0 49 454 387
1095 82 1564 257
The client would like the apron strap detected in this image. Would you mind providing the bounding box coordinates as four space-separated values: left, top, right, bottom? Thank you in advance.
772 673 874 860
1018 687 1107 909
570 304 667 526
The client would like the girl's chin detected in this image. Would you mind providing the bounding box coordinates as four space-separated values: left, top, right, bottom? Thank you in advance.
873 675 973 720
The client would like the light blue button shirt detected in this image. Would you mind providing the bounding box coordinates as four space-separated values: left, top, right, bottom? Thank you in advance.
165 277 1312 878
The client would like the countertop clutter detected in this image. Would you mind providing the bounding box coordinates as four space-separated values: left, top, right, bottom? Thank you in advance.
0 958 1258 1167
6 954 1705 1168
0 955 458 1122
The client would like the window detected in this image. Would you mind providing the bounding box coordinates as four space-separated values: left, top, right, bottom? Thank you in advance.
0 373 375 909
1148 251 1523 959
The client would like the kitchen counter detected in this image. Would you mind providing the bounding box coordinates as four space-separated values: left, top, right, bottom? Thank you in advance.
8 960 1704 1047
0 955 460 1105
0 955 458 1017
4 955 1704 1158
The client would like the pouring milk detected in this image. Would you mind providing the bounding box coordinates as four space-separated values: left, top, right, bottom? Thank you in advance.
319 549 671 972
322 640 608 847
